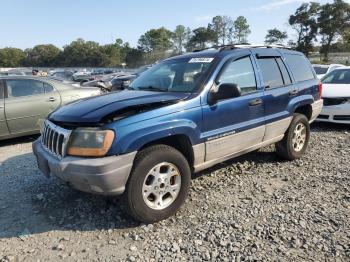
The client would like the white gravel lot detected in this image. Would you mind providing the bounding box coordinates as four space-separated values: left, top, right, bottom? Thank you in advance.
0 123 349 262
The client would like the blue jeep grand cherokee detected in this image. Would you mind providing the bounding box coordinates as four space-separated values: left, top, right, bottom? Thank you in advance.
33 45 323 223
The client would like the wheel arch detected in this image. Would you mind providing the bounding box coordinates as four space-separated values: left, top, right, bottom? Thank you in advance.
138 134 195 169
290 96 314 121
294 104 312 120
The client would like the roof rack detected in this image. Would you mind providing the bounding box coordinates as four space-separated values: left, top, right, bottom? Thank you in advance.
193 43 291 53
219 44 291 52
193 46 217 52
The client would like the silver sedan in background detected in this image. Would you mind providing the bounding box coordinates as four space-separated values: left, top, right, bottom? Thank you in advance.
0 76 101 140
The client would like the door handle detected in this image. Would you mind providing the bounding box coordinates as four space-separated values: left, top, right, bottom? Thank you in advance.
289 90 299 96
249 98 263 106
47 97 56 102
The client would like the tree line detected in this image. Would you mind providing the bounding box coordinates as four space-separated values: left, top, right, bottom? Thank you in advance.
0 0 349 68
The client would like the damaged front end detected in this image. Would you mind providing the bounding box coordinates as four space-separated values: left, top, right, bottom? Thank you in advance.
100 100 179 124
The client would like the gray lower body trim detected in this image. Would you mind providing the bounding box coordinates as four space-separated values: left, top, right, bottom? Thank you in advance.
193 135 283 173
310 99 323 123
263 117 292 141
33 139 137 196
193 117 293 173
205 125 265 162
192 143 205 166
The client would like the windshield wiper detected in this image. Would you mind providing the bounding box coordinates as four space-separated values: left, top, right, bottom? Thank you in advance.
137 86 167 92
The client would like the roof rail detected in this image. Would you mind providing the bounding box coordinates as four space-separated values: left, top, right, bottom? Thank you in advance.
192 43 291 53
193 46 217 52
219 44 291 52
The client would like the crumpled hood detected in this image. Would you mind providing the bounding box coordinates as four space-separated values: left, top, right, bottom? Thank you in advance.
322 84 350 98
49 90 190 124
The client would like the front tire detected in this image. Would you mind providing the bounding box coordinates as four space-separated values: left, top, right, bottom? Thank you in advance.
276 113 310 160
124 145 191 223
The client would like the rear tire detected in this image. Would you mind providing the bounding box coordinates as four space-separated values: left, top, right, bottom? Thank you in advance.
123 145 191 223
276 113 310 160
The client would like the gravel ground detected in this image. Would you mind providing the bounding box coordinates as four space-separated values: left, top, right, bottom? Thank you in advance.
0 123 349 262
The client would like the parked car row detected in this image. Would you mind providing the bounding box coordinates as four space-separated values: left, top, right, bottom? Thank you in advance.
80 72 128 92
81 65 152 92
0 65 154 141
0 76 101 140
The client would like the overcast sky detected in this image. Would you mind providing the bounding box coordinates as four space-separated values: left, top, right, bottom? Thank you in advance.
1 0 347 49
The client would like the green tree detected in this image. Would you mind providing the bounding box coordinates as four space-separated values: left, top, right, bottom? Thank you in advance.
138 27 173 53
233 16 251 44
342 27 350 44
100 38 126 67
318 0 350 61
25 44 61 67
186 27 216 51
0 48 26 67
122 43 144 68
265 28 288 45
208 15 234 46
172 25 187 54
61 38 104 67
289 2 320 56
185 27 193 44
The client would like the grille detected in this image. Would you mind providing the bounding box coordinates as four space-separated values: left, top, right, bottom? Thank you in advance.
317 114 329 120
41 120 72 158
334 115 350 121
323 98 348 106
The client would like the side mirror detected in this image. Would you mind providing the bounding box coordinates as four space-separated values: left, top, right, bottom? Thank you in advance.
208 83 241 105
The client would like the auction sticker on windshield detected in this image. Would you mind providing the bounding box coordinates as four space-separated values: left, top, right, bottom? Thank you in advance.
189 58 214 63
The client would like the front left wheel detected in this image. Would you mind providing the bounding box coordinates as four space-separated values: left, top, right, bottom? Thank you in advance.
123 145 191 223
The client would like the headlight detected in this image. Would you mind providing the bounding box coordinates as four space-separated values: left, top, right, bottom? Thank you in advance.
122 80 131 87
67 128 115 157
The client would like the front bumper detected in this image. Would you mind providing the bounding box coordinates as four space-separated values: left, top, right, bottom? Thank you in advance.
32 139 137 195
316 103 350 124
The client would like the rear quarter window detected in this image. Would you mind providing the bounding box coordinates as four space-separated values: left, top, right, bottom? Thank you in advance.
285 54 315 82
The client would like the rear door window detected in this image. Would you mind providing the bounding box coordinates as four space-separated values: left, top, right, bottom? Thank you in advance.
257 58 284 88
285 54 315 82
6 79 45 98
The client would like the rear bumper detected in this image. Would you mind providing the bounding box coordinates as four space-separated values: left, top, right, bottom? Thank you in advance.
32 139 136 195
310 99 323 123
316 103 350 124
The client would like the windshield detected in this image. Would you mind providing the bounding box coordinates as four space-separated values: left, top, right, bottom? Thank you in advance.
313 66 329 75
129 58 214 92
322 69 350 84
135 66 151 75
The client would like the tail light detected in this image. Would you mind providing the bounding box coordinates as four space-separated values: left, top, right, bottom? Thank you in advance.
318 81 323 98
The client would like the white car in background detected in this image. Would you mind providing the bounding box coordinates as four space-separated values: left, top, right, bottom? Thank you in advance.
317 67 350 124
313 64 345 79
